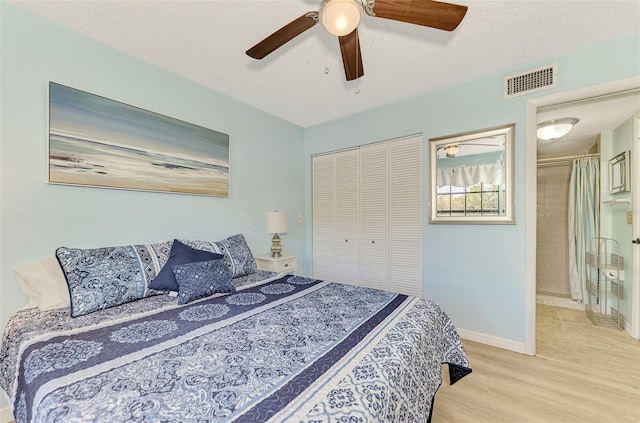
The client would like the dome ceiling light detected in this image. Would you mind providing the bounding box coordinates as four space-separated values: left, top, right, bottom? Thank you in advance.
537 118 579 141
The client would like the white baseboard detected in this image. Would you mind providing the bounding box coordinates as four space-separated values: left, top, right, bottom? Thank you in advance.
625 320 635 338
458 328 526 354
536 294 585 310
0 406 13 423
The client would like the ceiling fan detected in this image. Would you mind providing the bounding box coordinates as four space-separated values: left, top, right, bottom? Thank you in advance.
438 141 503 158
246 0 468 81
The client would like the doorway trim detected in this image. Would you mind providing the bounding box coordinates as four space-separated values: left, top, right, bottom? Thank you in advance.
632 113 640 339
525 76 640 355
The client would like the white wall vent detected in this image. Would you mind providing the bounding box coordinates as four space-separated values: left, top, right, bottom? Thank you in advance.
504 64 557 98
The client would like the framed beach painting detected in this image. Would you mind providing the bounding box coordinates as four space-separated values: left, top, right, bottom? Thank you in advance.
48 82 230 197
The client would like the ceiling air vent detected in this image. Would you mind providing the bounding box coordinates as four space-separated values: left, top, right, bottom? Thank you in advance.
504 64 557 98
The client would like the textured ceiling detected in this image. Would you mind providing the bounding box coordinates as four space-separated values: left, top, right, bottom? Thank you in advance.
537 90 640 157
12 0 640 130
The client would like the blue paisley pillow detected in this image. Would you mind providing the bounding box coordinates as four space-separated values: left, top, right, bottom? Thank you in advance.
149 240 222 292
172 259 235 305
56 241 171 317
214 234 257 278
178 239 217 253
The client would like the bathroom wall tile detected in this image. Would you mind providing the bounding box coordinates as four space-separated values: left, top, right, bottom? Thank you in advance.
536 163 572 297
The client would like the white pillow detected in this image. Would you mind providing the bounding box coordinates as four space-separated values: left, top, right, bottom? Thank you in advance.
14 256 70 311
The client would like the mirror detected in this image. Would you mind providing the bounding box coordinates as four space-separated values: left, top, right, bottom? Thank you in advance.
429 124 515 224
609 150 630 194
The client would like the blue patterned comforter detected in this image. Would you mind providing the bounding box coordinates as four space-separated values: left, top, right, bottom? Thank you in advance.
1 274 471 422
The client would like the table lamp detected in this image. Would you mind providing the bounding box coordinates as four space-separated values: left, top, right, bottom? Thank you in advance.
267 211 287 257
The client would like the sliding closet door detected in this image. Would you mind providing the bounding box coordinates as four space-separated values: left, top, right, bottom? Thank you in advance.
333 149 361 285
312 149 360 284
312 137 422 296
389 136 423 297
360 142 390 291
312 154 336 280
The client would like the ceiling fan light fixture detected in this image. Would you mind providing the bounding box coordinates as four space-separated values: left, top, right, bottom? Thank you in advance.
537 118 579 141
445 144 460 158
321 0 362 37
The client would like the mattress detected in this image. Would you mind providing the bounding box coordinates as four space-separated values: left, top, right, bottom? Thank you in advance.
1 273 471 422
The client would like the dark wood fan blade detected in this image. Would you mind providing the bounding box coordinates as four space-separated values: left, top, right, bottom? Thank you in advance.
372 0 467 31
339 29 364 81
246 12 318 59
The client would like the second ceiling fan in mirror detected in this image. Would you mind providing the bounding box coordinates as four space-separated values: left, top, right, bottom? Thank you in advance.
438 139 504 158
246 0 468 81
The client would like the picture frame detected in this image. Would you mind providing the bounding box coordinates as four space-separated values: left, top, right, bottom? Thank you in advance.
609 150 630 194
428 124 516 224
48 82 230 197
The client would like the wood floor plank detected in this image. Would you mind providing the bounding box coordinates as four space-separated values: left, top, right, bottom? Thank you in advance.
434 305 640 422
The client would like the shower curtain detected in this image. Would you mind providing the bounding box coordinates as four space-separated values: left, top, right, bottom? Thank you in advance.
568 157 600 303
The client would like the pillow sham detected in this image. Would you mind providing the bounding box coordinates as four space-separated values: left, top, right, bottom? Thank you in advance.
14 256 70 310
56 241 172 317
149 239 223 292
178 239 217 254
172 259 235 305
214 234 257 278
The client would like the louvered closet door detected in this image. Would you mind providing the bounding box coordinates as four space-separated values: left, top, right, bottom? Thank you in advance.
360 142 390 291
312 154 336 281
333 149 361 286
389 136 423 297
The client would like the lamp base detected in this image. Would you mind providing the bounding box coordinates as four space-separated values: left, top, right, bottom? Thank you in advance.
271 233 282 258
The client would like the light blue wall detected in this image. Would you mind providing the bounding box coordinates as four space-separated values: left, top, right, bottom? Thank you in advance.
0 5 305 409
303 31 640 344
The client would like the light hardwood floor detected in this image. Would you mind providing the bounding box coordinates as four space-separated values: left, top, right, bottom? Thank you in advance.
433 304 640 422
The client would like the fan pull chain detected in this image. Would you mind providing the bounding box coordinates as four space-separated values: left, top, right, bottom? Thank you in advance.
323 9 329 75
354 30 360 94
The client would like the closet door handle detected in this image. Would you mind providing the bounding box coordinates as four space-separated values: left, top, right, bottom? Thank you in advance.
633 238 640 245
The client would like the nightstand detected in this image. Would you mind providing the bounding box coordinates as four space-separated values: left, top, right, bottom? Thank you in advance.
255 254 297 275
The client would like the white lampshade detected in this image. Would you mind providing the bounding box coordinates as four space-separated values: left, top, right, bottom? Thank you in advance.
267 211 287 234
537 118 579 141
320 0 361 37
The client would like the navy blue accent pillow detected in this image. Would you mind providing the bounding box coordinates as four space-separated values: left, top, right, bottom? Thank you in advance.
172 259 235 305
149 239 223 292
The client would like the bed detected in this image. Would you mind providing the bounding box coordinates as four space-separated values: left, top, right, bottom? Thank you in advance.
0 236 471 422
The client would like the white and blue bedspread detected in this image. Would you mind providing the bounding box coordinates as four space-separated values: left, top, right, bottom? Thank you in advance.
1 274 471 422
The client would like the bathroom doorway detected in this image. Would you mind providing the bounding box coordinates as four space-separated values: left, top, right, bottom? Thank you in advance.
532 86 640 356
